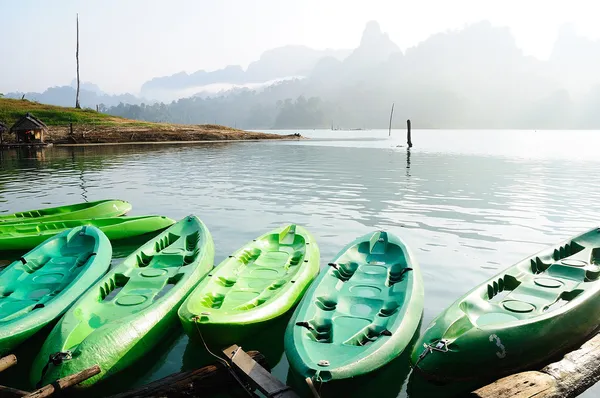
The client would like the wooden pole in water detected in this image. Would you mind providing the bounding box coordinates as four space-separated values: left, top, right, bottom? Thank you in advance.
111 351 268 398
407 119 412 148
25 365 100 398
388 103 394 137
75 13 81 109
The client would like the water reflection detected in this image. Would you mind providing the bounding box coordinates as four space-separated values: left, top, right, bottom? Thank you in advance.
2 136 600 397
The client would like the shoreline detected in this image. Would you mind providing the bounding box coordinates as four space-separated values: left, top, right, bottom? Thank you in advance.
53 137 303 147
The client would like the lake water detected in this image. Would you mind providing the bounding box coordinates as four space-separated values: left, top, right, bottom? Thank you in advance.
1 129 600 397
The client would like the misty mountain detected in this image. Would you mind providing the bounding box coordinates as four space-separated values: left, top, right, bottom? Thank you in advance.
5 84 151 109
10 20 600 129
140 45 351 100
104 20 600 129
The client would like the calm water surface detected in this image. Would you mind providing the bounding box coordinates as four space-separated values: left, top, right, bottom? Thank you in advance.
1 129 599 397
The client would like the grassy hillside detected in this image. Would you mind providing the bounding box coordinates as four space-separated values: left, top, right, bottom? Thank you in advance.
0 98 298 144
0 98 154 127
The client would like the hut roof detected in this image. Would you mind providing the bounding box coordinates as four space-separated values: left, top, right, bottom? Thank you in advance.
10 113 48 133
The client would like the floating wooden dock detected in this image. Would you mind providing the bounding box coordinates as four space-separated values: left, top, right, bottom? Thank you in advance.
472 332 600 398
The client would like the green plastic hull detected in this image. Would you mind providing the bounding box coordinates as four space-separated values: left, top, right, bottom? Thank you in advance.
0 226 111 355
0 216 175 251
179 224 320 346
411 227 600 382
0 200 131 224
285 231 423 382
31 215 214 388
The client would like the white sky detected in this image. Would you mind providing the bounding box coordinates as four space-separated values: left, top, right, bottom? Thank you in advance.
0 0 598 94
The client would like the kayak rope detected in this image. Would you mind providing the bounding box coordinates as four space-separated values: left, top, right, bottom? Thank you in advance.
413 339 449 368
305 376 322 398
36 350 73 388
192 317 254 397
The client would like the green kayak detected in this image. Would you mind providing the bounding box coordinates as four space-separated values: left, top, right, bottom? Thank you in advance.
411 227 600 382
285 231 423 382
0 226 111 356
179 224 319 346
0 216 175 251
0 200 131 224
30 215 214 388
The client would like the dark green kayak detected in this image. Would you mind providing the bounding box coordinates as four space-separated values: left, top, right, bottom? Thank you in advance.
411 227 600 382
0 200 131 223
0 216 176 251
285 231 423 382
30 215 214 388
179 224 320 346
0 226 111 355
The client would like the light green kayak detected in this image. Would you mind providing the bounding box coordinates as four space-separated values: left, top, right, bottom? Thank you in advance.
411 227 600 382
30 215 214 388
179 224 320 346
285 231 423 382
0 226 111 356
0 200 131 223
0 216 175 251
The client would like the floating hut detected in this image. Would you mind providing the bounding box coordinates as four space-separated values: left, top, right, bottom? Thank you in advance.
9 112 48 144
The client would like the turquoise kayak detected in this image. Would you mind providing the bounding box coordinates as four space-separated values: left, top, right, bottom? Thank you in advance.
30 215 214 388
0 216 175 251
285 231 423 382
411 227 600 382
0 200 131 223
178 224 320 346
0 226 111 355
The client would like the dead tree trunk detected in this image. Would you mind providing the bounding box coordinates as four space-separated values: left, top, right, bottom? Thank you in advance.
75 13 81 109
388 103 394 137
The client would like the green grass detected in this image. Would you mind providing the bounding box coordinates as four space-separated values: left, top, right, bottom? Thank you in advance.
0 98 154 127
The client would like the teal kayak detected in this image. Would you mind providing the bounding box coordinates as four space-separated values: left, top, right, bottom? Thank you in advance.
0 226 111 355
0 200 131 223
411 227 600 382
285 231 423 382
30 215 214 388
179 224 319 346
0 216 175 251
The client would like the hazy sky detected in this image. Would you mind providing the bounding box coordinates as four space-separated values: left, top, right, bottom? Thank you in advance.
0 0 597 94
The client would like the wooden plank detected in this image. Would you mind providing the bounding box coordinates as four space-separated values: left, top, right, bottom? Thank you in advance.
224 345 298 398
24 365 100 398
0 355 17 373
472 333 600 398
111 350 268 398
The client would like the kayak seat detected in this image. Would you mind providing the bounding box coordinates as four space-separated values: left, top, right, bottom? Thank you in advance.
316 295 338 311
553 241 584 261
332 262 359 282
216 276 237 288
285 251 304 269
153 232 181 253
20 256 51 274
237 248 262 264
306 317 333 343
200 293 225 309
387 265 412 287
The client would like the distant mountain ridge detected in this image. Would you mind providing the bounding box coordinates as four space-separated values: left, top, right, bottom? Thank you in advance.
139 45 351 99
7 20 600 129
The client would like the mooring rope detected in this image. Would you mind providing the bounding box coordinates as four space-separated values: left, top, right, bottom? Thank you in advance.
192 317 254 397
